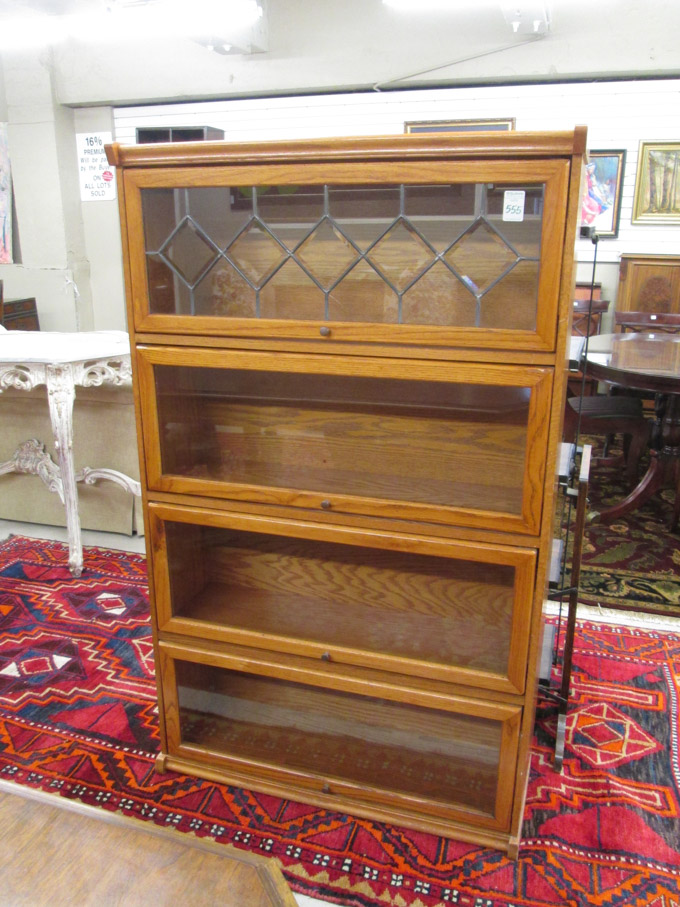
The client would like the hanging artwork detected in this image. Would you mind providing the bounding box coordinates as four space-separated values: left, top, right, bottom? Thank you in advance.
0 124 11 264
405 118 515 134
632 141 680 224
581 150 626 239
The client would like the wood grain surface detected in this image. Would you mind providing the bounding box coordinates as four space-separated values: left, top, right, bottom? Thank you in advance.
0 779 295 907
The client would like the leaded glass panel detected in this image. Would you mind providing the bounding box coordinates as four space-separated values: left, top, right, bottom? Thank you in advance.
141 181 544 329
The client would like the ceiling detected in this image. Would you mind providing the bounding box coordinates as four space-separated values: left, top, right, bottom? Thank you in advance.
0 0 95 12
0 0 678 108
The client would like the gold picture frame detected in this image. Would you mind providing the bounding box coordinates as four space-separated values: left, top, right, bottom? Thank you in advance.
405 118 515 134
632 141 680 224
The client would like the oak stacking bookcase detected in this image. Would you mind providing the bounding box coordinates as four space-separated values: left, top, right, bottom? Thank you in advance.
107 128 586 857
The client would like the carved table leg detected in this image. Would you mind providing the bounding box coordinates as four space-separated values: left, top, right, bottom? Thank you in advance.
75 467 141 498
0 439 63 496
46 364 83 576
590 394 680 529
0 345 138 577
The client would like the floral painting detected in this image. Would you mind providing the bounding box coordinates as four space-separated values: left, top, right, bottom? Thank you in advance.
581 150 626 238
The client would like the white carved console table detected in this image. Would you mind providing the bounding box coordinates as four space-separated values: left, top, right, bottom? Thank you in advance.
0 330 142 576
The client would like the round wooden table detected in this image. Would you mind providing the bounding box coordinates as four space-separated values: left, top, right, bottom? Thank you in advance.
583 331 680 527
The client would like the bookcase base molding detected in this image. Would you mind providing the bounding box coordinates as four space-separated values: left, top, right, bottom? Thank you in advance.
156 752 522 857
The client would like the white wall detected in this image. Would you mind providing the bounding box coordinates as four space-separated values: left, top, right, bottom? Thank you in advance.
0 50 83 331
0 57 126 332
73 106 127 332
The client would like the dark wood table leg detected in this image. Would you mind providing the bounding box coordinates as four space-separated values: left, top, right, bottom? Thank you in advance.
589 394 680 528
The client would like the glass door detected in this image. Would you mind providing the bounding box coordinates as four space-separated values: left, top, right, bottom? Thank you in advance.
149 503 536 693
124 159 569 351
137 346 553 535
159 642 522 831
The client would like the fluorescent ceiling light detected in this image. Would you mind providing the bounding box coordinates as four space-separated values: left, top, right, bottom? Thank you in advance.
0 0 263 50
0 14 69 51
383 0 495 9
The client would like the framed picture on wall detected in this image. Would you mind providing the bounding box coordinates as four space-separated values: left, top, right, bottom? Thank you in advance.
632 141 680 224
405 118 515 134
581 150 626 239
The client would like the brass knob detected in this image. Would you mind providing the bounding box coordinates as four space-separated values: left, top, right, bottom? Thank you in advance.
319 326 331 337
321 499 331 510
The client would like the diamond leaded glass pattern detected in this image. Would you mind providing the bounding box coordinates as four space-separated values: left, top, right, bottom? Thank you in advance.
159 218 221 286
142 182 544 327
445 222 518 294
228 220 288 285
296 219 357 289
368 220 434 293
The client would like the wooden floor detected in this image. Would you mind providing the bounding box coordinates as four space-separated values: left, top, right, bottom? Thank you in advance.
0 779 296 906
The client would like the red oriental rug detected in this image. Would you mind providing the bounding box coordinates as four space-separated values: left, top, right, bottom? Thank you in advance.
0 534 679 907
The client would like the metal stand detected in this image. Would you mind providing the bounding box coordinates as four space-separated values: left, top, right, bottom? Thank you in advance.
541 228 598 768
542 443 591 770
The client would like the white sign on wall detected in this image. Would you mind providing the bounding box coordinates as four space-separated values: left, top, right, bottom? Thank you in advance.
76 132 116 201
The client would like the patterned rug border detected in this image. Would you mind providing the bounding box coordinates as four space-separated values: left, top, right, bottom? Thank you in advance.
0 532 147 565
545 599 680 632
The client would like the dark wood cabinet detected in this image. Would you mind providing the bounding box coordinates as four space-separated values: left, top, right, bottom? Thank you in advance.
2 298 40 331
108 128 586 857
616 254 680 316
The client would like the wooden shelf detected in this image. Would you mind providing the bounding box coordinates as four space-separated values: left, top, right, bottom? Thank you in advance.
178 582 513 674
139 350 551 534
